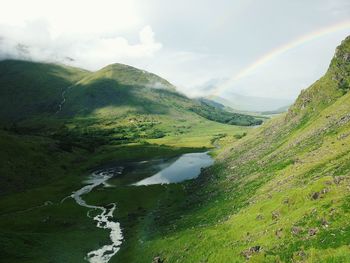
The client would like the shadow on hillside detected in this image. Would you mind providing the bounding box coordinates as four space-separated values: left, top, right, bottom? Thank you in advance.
0 60 82 122
59 78 188 117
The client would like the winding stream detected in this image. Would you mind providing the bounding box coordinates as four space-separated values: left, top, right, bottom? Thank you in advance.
70 151 213 262
71 167 124 263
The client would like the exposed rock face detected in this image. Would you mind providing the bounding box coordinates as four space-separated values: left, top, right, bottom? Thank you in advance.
308 228 319 236
256 214 264 220
291 226 303 235
275 228 283 239
272 210 280 220
241 246 261 259
321 218 329 228
311 188 330 200
334 176 345 185
286 35 350 120
311 192 320 200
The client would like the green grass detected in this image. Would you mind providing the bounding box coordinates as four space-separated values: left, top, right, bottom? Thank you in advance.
0 59 89 122
1 37 349 263
0 110 248 263
101 36 350 263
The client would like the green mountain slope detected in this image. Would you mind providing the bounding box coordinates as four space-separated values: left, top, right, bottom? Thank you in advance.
59 63 193 117
123 36 350 262
0 59 258 262
0 59 261 193
0 60 261 128
0 60 89 122
57 63 262 128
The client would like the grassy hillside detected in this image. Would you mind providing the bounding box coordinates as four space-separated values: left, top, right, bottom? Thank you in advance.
3 36 348 263
0 54 263 263
0 60 261 142
0 59 257 194
0 60 89 122
115 36 350 262
79 63 177 91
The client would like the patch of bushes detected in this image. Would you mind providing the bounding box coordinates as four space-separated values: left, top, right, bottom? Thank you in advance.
190 101 262 126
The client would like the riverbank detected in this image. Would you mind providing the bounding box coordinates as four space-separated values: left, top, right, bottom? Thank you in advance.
0 141 206 262
0 113 249 263
66 150 213 262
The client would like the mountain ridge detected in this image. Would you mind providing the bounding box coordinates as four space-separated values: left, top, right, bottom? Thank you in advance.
0 59 261 127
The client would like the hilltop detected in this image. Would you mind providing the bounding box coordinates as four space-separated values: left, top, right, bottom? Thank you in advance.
0 59 262 127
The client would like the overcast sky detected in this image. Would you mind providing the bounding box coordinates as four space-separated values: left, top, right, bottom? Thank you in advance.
0 0 349 100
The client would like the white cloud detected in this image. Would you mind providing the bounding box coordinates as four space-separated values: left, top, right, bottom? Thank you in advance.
0 0 349 101
0 0 162 69
66 25 162 69
0 21 162 69
0 0 140 35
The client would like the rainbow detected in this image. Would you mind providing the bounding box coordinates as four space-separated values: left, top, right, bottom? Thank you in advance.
210 20 350 97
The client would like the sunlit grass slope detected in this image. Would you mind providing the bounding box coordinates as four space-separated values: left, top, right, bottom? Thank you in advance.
119 36 350 263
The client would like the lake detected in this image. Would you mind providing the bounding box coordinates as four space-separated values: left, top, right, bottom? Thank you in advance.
133 151 213 186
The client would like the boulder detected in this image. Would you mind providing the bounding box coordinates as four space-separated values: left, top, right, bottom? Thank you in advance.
241 246 261 260
291 226 303 235
152 256 164 263
308 228 319 236
272 211 280 220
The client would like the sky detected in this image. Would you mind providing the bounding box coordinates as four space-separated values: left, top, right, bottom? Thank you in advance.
0 0 349 100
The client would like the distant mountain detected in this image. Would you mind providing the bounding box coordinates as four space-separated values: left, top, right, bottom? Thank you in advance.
260 104 291 115
208 93 293 112
197 97 225 110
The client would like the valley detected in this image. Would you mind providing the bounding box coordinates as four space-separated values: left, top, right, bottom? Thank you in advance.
0 59 254 262
0 35 349 263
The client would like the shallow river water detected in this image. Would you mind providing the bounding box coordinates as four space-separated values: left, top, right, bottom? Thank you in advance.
70 151 213 262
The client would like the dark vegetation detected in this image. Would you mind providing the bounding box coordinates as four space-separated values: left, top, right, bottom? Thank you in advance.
190 100 263 126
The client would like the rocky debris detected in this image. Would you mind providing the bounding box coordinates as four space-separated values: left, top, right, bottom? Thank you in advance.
308 228 319 236
310 188 330 200
337 114 350 126
342 52 350 62
291 226 303 235
256 214 264 220
275 228 283 239
330 208 337 216
152 256 164 263
272 211 280 220
324 180 333 185
311 192 320 200
321 218 329 228
295 250 307 260
283 198 290 205
320 188 330 195
334 176 346 185
241 246 261 260
337 133 350 140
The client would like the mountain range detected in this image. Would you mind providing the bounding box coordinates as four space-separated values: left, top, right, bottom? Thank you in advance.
208 93 293 113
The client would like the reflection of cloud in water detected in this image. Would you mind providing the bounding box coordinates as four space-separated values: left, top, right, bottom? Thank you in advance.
134 152 213 186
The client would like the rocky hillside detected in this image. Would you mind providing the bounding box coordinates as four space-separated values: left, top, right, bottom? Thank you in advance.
123 36 350 262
